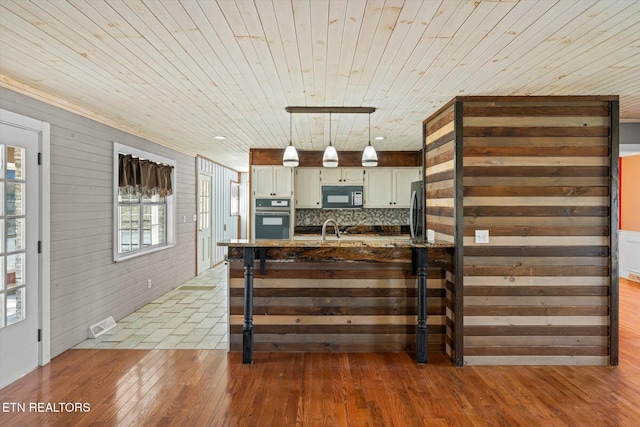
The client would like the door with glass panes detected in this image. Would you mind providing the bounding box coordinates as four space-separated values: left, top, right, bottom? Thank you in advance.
0 121 40 389
197 174 212 274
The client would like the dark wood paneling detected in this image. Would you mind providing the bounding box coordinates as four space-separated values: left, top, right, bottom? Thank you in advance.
464 286 609 296
463 186 609 197
424 102 459 363
462 226 609 236
464 166 609 177
464 346 608 356
463 126 610 138
424 110 455 134
462 265 609 276
422 96 617 365
426 149 455 168
464 325 609 336
228 251 449 353
426 206 455 217
426 169 455 183
463 105 611 117
230 287 445 298
250 149 421 167
229 324 443 334
463 146 609 157
464 206 609 217
464 306 609 316
464 246 610 257
424 131 454 152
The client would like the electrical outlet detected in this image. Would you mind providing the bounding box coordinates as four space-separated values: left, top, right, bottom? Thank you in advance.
427 229 435 244
475 230 490 244
147 279 152 289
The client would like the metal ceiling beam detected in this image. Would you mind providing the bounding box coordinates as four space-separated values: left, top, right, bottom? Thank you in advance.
285 106 376 114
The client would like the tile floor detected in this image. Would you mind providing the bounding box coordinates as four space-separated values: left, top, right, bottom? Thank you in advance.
74 263 229 350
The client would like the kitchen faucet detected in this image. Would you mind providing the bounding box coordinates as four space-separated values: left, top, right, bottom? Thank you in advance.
321 219 340 240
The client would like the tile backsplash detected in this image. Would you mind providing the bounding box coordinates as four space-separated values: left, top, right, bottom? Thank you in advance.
296 208 409 227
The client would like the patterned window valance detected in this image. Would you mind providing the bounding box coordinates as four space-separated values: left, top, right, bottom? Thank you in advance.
119 153 174 197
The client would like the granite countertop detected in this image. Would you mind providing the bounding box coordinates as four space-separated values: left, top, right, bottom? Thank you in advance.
217 238 453 249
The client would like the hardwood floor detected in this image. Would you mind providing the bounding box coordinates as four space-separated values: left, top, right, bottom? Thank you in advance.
1 279 639 426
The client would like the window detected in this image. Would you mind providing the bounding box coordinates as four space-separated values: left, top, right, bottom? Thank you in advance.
230 181 240 216
1 145 27 328
113 143 176 262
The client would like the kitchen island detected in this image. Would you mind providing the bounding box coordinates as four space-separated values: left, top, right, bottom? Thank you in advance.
218 238 455 364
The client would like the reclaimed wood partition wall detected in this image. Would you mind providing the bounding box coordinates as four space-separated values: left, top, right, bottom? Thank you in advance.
424 96 619 366
423 104 460 364
227 247 449 353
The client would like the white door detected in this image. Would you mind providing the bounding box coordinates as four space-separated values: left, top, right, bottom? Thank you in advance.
0 122 40 388
197 174 212 275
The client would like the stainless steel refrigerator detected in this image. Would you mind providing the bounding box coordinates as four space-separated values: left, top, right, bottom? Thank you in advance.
409 180 425 241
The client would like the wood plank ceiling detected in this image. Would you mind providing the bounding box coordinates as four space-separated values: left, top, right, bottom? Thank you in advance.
1 0 639 172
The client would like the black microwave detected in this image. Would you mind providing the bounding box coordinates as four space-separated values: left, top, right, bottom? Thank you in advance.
321 186 363 209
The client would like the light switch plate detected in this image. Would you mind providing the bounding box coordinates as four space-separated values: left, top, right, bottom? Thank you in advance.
427 229 435 244
475 230 489 244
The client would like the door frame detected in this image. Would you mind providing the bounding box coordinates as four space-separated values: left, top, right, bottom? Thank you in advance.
0 109 51 367
196 171 213 275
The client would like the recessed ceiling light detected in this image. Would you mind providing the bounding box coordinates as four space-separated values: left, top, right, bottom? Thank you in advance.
375 136 385 140
214 135 226 140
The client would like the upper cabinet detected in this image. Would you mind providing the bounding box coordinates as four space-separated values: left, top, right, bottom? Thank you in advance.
320 168 364 185
393 168 422 207
364 167 421 208
295 168 322 208
252 166 293 198
291 165 421 209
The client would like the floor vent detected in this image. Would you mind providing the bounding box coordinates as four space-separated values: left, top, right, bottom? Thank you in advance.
89 316 116 338
628 272 640 283
177 285 215 291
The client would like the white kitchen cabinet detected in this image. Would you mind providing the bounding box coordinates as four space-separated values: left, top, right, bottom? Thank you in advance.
295 168 322 208
364 168 393 207
320 168 364 185
393 168 421 207
364 167 421 208
252 166 293 198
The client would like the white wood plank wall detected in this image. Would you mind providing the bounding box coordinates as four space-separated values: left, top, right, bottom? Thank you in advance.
0 87 197 357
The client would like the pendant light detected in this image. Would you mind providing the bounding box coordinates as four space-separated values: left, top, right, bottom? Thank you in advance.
322 112 338 167
282 111 299 167
362 112 378 167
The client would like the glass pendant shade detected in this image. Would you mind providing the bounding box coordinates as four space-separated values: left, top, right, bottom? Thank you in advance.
322 144 338 167
362 112 378 167
283 143 299 167
283 112 299 167
362 144 378 167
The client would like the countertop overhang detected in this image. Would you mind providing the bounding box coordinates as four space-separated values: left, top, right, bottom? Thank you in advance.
217 238 453 249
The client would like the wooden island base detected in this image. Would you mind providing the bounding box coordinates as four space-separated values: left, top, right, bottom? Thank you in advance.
224 243 455 363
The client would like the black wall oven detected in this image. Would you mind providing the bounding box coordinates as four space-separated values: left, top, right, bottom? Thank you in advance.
255 199 290 239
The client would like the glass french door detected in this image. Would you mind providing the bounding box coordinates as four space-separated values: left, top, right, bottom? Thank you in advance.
0 122 40 389
197 174 212 275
